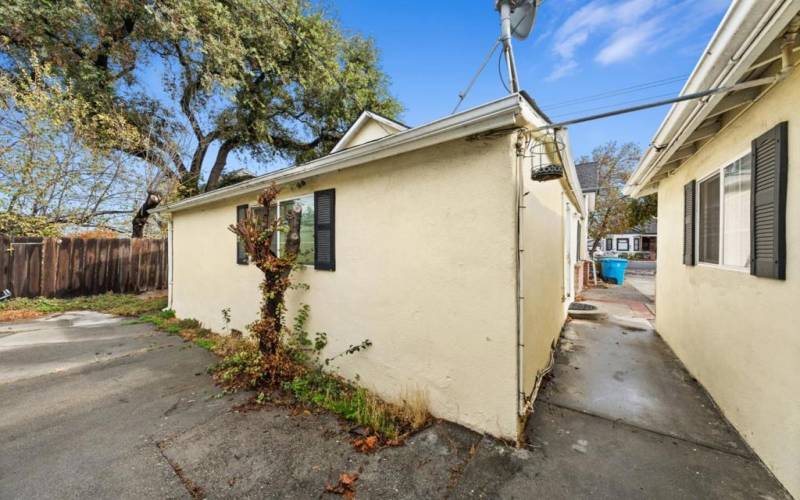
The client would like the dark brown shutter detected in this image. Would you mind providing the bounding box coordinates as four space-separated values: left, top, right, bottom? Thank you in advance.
236 204 248 264
314 189 335 271
751 122 788 279
683 180 695 266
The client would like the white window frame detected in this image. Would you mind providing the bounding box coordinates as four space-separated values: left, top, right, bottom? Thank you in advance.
695 149 751 273
251 193 315 267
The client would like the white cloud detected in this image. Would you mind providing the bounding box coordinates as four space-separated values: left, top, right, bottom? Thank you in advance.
545 0 727 78
546 60 578 82
595 18 660 64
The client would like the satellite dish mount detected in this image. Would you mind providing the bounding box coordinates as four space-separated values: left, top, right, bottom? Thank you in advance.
495 0 540 93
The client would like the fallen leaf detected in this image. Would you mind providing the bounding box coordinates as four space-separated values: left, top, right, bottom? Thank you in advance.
325 472 359 497
351 434 379 452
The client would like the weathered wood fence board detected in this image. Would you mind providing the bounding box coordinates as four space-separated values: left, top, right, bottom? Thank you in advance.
0 235 167 298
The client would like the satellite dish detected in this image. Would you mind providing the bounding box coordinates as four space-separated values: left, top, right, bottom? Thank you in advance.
509 0 539 40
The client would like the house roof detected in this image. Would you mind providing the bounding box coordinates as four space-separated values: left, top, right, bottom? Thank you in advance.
633 218 657 235
625 0 800 198
575 162 599 193
329 110 409 154
154 93 577 215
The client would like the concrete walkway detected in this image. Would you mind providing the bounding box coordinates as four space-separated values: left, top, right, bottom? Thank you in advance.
0 303 791 498
528 282 790 499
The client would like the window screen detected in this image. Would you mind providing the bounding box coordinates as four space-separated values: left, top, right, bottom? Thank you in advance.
722 155 751 267
276 196 315 265
698 174 720 264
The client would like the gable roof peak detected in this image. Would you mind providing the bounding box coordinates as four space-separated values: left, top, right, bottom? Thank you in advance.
330 110 409 154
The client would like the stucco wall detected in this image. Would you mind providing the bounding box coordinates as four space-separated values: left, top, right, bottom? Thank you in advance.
521 172 574 397
341 119 397 150
655 69 800 496
171 135 521 438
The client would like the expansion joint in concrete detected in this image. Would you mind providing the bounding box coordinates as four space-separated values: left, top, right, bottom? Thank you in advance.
540 399 754 461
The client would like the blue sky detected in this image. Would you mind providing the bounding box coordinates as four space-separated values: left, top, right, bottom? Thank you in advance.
324 0 731 160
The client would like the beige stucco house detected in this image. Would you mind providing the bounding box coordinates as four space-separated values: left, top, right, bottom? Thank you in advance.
154 93 586 442
625 1 800 495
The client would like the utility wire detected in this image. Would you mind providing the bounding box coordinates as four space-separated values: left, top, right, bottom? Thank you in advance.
541 74 689 110
549 90 679 119
498 48 511 93
452 39 502 114
452 4 539 113
263 0 395 135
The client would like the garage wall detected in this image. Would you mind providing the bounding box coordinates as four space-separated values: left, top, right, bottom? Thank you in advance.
170 135 521 439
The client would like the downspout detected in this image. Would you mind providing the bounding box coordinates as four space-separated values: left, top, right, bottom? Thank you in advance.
514 131 526 445
167 216 174 311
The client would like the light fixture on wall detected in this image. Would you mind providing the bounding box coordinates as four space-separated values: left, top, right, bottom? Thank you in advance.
526 133 565 182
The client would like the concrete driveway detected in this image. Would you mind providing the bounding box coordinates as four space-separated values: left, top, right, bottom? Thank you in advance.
0 312 246 499
0 310 791 499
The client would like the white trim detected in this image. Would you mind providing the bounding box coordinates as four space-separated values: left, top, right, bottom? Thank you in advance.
250 194 315 267
695 149 751 271
153 94 531 215
625 0 800 197
329 111 408 154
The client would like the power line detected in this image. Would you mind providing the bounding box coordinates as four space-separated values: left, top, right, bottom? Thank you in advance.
541 74 689 110
549 90 679 119
536 74 778 131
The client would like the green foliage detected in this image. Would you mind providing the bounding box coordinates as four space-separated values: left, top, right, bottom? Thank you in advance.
285 371 403 439
580 142 642 253
0 0 402 197
0 293 167 316
626 194 657 229
324 339 373 367
0 213 61 237
212 347 265 387
0 60 150 234
194 338 216 351
221 307 231 330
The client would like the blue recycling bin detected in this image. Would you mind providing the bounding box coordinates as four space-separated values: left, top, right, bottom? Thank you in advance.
600 258 629 285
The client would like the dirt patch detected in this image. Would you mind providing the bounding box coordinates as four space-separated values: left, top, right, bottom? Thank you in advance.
0 309 44 322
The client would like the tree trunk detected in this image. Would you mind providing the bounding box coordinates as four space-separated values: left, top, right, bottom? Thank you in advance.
257 204 301 354
204 140 236 192
131 191 163 237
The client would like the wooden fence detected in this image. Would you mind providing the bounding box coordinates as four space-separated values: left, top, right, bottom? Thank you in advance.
0 235 167 298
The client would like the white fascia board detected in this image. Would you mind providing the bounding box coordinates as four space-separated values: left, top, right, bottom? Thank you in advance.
329 111 408 154
154 94 525 214
555 128 586 216
514 98 585 215
625 0 800 197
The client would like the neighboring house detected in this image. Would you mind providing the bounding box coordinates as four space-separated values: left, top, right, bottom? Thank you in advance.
154 94 586 442
625 1 800 496
576 161 657 260
592 219 658 260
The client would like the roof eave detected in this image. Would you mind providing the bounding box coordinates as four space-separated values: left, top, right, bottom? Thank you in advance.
625 0 800 198
154 94 528 214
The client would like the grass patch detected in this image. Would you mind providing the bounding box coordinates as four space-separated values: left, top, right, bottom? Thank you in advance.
285 371 429 440
194 338 216 351
125 308 431 443
0 293 167 321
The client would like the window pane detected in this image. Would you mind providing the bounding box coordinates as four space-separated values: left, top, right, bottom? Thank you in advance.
278 196 315 265
723 156 751 267
699 174 720 264
617 239 629 251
